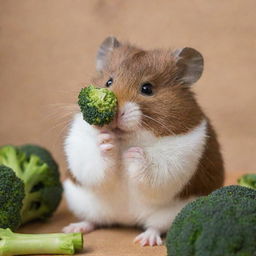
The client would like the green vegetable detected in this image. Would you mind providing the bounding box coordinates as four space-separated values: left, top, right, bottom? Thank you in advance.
0 144 62 227
166 185 256 256
238 173 256 189
0 228 83 256
78 85 118 126
0 165 24 231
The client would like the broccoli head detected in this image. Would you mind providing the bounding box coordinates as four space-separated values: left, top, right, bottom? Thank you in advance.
0 144 62 225
78 85 118 126
238 173 256 190
166 185 256 256
0 165 24 230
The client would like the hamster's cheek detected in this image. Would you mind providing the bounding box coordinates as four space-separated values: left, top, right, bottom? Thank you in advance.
117 102 142 131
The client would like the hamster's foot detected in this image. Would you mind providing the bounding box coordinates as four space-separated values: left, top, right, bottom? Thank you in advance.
98 130 115 154
62 221 95 234
134 228 163 247
123 147 147 178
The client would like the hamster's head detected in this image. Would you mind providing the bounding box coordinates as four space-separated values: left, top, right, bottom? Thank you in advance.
92 37 205 136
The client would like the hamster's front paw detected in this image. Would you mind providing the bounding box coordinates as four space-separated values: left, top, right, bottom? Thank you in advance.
123 147 148 179
98 130 115 156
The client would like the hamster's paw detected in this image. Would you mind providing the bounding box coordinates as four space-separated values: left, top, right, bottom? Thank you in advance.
123 147 147 178
134 228 163 247
62 221 95 234
98 130 115 155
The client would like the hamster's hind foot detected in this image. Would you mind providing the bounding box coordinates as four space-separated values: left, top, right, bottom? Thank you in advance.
134 228 163 247
62 221 95 234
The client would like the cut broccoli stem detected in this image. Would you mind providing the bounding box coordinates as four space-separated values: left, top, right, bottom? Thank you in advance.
0 229 83 256
3 232 83 250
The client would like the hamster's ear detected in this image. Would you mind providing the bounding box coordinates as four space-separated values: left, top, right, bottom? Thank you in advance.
96 36 120 72
172 47 204 85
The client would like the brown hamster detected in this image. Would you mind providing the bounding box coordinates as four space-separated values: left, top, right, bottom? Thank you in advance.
63 37 224 246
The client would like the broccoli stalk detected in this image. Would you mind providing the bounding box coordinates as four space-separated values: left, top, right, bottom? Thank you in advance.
18 155 51 224
0 229 83 256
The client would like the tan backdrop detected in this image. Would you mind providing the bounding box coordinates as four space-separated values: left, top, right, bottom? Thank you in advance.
1 0 256 174
0 0 255 255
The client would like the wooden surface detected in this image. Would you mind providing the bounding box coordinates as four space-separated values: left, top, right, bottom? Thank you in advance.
1 0 256 176
19 171 248 256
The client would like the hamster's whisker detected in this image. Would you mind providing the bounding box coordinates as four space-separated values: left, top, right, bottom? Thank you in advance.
47 103 78 108
122 112 141 121
42 103 79 122
42 110 77 123
140 120 153 131
43 119 72 147
141 114 175 135
49 120 73 150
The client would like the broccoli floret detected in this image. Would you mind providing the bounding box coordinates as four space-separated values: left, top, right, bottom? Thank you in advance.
78 85 118 126
166 185 256 256
0 145 62 225
0 165 24 230
238 174 256 190
0 228 83 256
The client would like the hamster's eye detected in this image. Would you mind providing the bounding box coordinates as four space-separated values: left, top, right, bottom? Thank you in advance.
105 78 113 87
140 83 153 96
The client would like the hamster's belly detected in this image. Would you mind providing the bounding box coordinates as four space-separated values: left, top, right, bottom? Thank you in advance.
86 175 171 227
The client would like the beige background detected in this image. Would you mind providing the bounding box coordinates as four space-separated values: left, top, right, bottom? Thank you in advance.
1 0 256 173
0 0 256 255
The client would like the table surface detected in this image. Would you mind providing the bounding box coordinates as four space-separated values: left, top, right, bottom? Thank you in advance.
19 171 248 256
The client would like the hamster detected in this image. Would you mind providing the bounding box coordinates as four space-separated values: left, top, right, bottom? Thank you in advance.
62 37 224 246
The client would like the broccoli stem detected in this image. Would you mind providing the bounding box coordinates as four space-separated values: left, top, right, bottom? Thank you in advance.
21 155 48 192
19 155 50 224
0 229 83 256
20 191 49 224
20 202 48 224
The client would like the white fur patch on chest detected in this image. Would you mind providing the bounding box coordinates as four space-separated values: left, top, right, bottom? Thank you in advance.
64 114 208 227
122 119 208 201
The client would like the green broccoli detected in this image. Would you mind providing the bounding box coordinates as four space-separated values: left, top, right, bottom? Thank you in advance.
0 228 83 256
238 173 256 190
78 85 118 126
166 185 256 256
0 144 62 226
0 165 24 231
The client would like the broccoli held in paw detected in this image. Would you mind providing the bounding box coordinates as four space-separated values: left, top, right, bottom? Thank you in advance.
0 165 24 230
0 228 83 256
166 185 256 256
78 85 118 126
0 145 62 226
238 173 256 190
